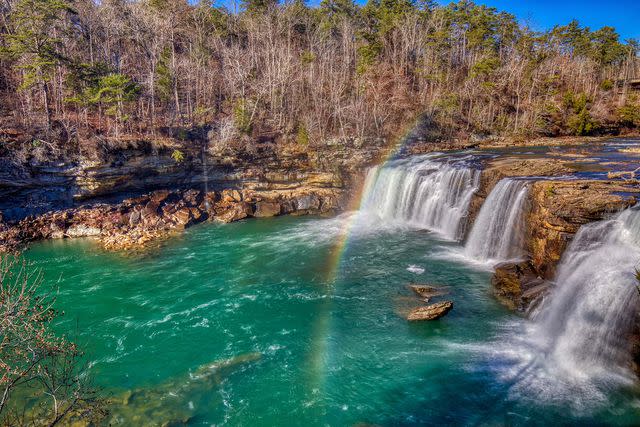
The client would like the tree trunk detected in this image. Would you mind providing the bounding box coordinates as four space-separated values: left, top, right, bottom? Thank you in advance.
43 81 52 131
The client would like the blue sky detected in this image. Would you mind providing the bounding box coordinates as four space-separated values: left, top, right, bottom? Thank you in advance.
208 0 639 41
436 0 640 41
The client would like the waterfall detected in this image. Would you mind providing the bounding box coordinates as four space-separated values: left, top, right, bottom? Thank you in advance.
464 179 529 263
360 157 480 240
532 206 640 382
496 206 640 406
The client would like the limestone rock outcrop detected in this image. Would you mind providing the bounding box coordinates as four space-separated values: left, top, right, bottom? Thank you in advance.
491 261 550 311
526 180 637 278
0 187 342 253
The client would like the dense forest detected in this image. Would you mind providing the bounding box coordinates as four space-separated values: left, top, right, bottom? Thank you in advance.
1 0 639 162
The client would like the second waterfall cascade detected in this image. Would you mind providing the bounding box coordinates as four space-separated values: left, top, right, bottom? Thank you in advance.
490 206 640 407
464 178 529 263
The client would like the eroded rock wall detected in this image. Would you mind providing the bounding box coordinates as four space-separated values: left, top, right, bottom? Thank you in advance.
526 180 637 277
0 139 386 221
491 180 638 311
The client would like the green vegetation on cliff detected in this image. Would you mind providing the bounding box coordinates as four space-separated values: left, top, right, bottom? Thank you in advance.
0 0 639 160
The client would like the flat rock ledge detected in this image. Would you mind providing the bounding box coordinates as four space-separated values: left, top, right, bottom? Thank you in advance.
407 301 453 321
0 187 342 253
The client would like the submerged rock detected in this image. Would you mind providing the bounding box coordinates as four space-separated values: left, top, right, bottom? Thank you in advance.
408 284 448 299
104 352 262 426
193 351 262 378
407 301 453 321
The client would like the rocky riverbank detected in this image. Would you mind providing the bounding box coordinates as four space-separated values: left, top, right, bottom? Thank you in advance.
2 134 639 291
0 134 390 252
0 186 342 252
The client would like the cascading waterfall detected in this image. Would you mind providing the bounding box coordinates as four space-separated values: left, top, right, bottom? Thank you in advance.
498 206 640 406
534 207 640 380
360 157 480 240
464 179 529 263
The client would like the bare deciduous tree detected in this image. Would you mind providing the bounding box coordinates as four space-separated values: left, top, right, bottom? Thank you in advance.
0 256 105 426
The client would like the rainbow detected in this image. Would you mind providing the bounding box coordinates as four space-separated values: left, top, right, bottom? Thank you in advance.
322 128 416 283
306 123 421 400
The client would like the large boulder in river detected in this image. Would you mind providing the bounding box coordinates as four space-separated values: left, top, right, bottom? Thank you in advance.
100 352 262 426
407 301 453 321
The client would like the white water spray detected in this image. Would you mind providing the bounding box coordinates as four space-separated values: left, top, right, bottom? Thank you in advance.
464 179 529 263
495 206 640 407
360 157 480 240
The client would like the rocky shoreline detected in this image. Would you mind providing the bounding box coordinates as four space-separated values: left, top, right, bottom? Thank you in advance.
0 136 383 253
0 187 342 253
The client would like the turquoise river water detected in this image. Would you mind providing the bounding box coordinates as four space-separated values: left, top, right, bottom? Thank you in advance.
23 213 640 426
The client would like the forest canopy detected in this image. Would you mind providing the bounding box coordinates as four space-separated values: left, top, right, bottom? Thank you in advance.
0 0 638 157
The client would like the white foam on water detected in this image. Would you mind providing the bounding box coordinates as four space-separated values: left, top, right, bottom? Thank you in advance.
407 265 425 274
482 207 640 411
359 156 480 240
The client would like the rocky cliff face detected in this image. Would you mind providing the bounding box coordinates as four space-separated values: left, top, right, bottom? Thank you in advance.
0 135 400 252
463 153 639 312
488 178 638 311
526 180 638 277
0 137 388 221
4 121 481 252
